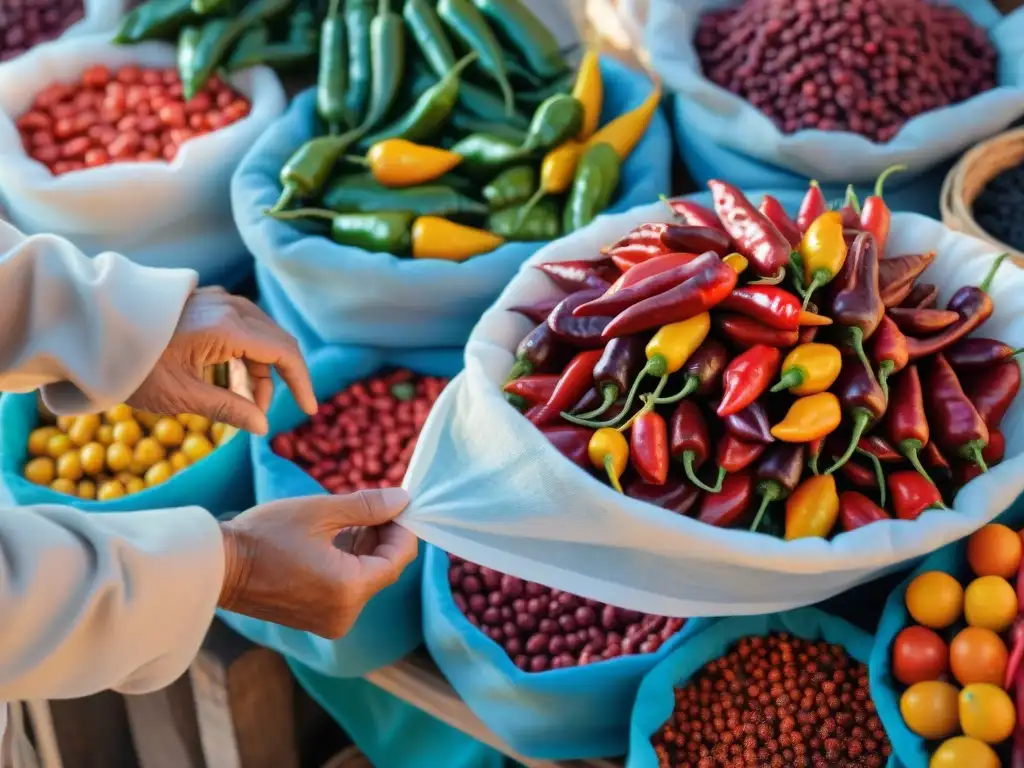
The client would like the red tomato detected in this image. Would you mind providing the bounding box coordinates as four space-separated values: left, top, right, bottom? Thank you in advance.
893 626 949 685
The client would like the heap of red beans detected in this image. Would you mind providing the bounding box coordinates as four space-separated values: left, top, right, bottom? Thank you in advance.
448 554 686 673
271 370 447 494
0 0 83 62
653 633 890 768
16 64 251 175
695 0 997 142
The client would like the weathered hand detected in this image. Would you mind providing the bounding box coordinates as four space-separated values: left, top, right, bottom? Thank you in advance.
217 488 417 639
127 287 317 434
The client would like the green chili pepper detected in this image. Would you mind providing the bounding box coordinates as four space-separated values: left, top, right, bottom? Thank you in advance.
504 56 543 86
488 198 559 241
268 127 366 213
321 174 488 217
360 0 405 132
471 0 567 79
482 165 536 209
272 208 415 253
191 0 229 13
403 0 457 78
458 82 529 129
563 142 620 233
344 0 375 125
517 71 574 106
359 53 477 147
520 94 583 153
114 0 193 44
449 133 525 177
437 0 515 116
225 24 270 71
450 113 527 145
227 9 316 72
315 0 349 134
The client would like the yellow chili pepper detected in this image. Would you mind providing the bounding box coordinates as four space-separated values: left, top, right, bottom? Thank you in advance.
361 139 462 188
798 210 847 308
723 253 748 274
572 50 603 141
411 217 505 261
798 310 832 326
770 343 842 396
585 78 662 161
785 474 839 540
589 427 628 493
514 140 583 228
770 392 842 443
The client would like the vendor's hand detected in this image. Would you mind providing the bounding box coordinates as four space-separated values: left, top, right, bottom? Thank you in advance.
127 287 317 435
217 488 417 639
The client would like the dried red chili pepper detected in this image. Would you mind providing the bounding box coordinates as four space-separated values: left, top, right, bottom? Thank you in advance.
670 400 723 492
720 400 775 444
509 295 562 324
709 179 790 280
697 470 753 527
956 429 1006 485
654 338 729 404
825 360 887 474
600 262 738 339
887 307 959 335
839 490 890 531
948 338 1024 372
924 441 951 477
714 313 800 349
859 164 905 256
870 314 909 399
906 253 1009 361
718 285 804 330
575 251 720 318
750 443 805 532
625 476 700 515
878 251 936 307
926 353 991 471
858 435 902 462
539 425 592 469
528 348 604 426
900 282 938 310
663 197 727 232
547 289 611 349
503 374 560 406
759 193 801 247
716 434 766 474
603 222 730 259
607 252 699 292
796 180 828 234
535 259 615 292
830 231 885 374
889 470 944 520
507 322 563 381
570 335 647 420
718 345 781 417
630 409 669 485
839 459 879 489
963 359 1022 428
886 364 934 483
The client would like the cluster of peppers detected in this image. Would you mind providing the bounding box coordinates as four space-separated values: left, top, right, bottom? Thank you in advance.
503 171 1022 540
257 0 660 260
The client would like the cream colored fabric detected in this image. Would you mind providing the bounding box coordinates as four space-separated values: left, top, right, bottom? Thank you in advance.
0 221 226 750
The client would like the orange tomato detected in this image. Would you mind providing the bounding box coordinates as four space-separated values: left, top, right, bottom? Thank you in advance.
964 575 1017 632
905 571 963 629
967 524 1023 578
899 681 960 740
959 683 1016 744
930 737 1000 768
949 626 1008 686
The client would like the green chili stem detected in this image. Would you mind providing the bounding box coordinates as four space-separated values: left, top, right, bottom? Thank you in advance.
874 164 906 199
504 393 527 411
750 485 780 533
561 356 663 428
825 410 871 475
604 455 623 494
572 383 618 420
266 206 337 221
268 185 296 214
845 184 861 215
513 187 547 231
770 368 805 394
877 360 893 403
505 359 532 383
809 448 820 476
847 326 876 385
979 252 1010 294
801 272 827 310
653 376 698 404
749 266 786 286
855 446 886 508
900 440 934 486
682 452 723 493
342 155 369 166
617 378 667 433
1011 347 1024 359
965 443 989 473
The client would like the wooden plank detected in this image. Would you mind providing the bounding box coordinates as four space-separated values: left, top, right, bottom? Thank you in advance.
124 673 205 768
363 653 622 768
47 692 137 768
322 746 373 768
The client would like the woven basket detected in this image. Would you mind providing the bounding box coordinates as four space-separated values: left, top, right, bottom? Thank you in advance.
941 127 1024 262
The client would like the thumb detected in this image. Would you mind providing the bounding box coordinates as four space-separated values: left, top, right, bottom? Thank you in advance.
189 380 269 435
326 488 411 528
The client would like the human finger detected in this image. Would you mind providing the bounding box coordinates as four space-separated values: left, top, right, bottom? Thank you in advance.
321 488 410 529
246 361 274 413
353 551 407 596
367 523 418 570
189 379 269 434
237 315 317 416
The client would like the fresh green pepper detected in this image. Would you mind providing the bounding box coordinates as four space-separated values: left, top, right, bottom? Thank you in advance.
316 0 348 133
321 174 488 218
504 56 543 86
517 71 574 107
268 127 366 213
458 82 529 129
191 0 229 13
437 0 515 115
449 133 524 177
225 24 270 71
450 113 526 145
488 198 560 240
520 94 583 153
482 165 535 209
114 0 193 44
360 0 405 132
403 0 457 78
563 142 620 233
272 208 415 253
470 0 567 79
227 10 316 72
344 0 375 125
359 53 477 147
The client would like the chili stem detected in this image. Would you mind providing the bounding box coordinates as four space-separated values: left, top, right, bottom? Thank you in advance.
825 410 871 475
513 187 547 231
1011 347 1024 359
617 378 667 433
966 444 989 473
809 449 820 476
979 252 1010 294
268 185 296 214
504 393 527 411
855 446 886 508
562 359 660 428
658 193 677 219
572 383 618 420
801 273 827 310
874 164 906 199
901 441 935 487
342 155 369 166
505 359 532 383
876 360 893 403
266 206 337 222
845 184 861 215
603 455 623 494
682 452 723 493
847 327 876 386
653 376 698 404
749 266 786 286
749 486 779 533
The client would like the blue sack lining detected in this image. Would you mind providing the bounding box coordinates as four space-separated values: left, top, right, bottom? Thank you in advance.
233 56 672 349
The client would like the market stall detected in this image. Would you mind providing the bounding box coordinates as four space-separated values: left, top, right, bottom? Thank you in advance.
6 1 1024 767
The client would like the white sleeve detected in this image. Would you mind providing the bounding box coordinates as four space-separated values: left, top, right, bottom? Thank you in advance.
0 220 197 415
0 504 224 701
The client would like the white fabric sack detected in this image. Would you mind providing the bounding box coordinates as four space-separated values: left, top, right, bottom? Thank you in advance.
400 199 1024 617
66 0 128 38
0 37 286 286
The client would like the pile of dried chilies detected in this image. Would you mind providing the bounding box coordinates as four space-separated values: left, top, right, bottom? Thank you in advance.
504 170 1021 539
